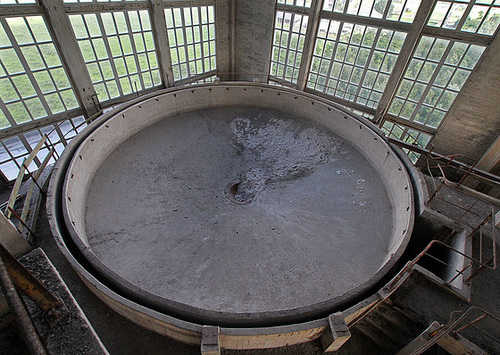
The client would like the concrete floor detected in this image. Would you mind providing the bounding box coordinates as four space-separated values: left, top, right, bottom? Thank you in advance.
1 166 499 354
27 174 500 354
83 106 394 324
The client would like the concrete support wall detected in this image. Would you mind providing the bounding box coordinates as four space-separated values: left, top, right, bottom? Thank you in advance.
215 0 232 79
233 0 275 81
431 34 500 165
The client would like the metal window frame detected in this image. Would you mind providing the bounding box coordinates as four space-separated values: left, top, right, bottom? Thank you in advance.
164 4 216 82
275 0 492 155
426 0 500 37
389 35 482 129
307 20 407 109
0 15 80 126
269 9 309 85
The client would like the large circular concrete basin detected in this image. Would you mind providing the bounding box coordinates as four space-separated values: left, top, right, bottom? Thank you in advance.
50 83 414 331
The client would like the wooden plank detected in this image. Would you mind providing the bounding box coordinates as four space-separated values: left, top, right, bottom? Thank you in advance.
437 333 489 355
26 135 48 166
5 162 26 219
396 321 442 355
12 134 48 222
19 148 55 236
18 180 35 235
35 147 55 181
0 211 30 256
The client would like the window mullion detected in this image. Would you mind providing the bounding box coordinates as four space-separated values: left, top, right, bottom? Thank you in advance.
0 99 19 128
409 42 453 123
96 13 123 97
124 11 146 91
374 0 437 125
456 1 476 31
352 27 382 102
180 9 191 79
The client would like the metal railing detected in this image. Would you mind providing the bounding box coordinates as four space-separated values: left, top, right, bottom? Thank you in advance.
412 306 500 354
424 154 498 282
388 236 496 294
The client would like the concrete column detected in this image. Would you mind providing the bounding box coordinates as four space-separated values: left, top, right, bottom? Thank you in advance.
474 134 500 174
215 0 232 80
297 0 323 91
374 0 436 125
320 313 351 353
40 0 99 117
233 0 275 81
149 0 175 87
200 325 220 355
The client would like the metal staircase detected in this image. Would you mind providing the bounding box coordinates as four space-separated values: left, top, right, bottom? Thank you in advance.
338 301 425 354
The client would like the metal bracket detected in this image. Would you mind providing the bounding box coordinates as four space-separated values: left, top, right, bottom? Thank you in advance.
0 243 68 327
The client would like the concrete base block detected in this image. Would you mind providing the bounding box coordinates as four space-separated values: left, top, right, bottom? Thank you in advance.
201 325 220 355
320 312 351 353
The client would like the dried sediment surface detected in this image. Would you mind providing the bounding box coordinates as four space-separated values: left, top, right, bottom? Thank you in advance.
84 106 393 317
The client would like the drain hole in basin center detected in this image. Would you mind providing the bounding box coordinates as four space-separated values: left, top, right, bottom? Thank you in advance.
224 181 255 205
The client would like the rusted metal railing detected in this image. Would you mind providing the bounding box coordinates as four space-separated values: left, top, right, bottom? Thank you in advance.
412 306 500 354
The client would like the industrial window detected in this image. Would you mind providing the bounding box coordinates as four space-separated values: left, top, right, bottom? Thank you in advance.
191 75 217 85
428 0 500 35
0 116 86 181
269 10 308 84
69 10 161 103
63 0 146 3
277 0 312 7
164 6 216 82
389 36 485 128
0 16 79 130
0 0 37 4
323 0 422 23
381 120 431 161
307 20 407 109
